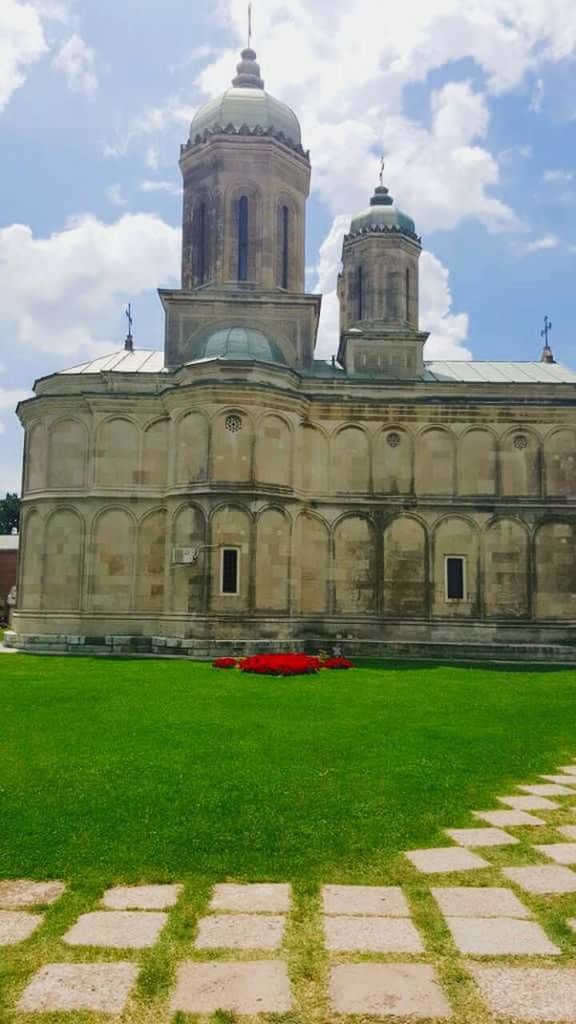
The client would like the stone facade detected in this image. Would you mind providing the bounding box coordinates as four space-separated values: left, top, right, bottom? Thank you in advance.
7 47 576 658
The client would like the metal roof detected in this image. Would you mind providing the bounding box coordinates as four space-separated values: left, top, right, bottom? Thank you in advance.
423 361 576 383
56 351 576 384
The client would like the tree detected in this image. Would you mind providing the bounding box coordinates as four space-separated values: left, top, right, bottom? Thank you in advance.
0 493 20 535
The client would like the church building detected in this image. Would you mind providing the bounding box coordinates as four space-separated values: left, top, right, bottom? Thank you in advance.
8 46 576 659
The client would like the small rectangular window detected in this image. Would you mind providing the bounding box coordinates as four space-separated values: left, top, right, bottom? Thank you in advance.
445 556 465 600
221 548 239 595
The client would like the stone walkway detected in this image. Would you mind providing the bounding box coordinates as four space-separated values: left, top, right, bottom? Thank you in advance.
4 761 576 1019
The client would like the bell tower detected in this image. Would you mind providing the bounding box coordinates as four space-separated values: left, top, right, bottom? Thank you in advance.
337 177 428 378
160 47 321 370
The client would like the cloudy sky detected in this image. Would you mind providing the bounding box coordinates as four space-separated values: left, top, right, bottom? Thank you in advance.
1 0 576 492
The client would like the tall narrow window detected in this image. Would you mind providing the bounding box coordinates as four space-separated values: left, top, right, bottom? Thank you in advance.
221 547 240 595
281 205 289 289
193 202 207 285
445 556 465 600
357 265 364 321
237 195 248 281
405 267 410 321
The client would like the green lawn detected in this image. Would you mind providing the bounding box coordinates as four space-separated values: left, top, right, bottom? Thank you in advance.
2 656 576 1024
1 656 575 883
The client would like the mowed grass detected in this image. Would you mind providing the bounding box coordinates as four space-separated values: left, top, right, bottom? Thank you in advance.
2 657 576 1023
1 656 576 882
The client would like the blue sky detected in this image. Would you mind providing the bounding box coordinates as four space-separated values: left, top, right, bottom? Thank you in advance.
1 0 576 492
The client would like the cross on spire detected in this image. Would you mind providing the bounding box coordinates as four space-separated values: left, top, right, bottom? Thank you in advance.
124 303 134 352
379 155 385 188
541 314 552 346
247 2 252 48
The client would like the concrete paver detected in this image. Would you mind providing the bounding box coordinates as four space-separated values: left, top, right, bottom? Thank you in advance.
17 963 138 1014
329 963 452 1018
474 809 546 827
0 880 64 908
445 827 518 847
209 882 291 913
322 884 410 916
534 843 576 865
102 884 182 909
445 916 560 955
432 886 531 919
171 961 292 1014
469 965 576 1021
195 913 285 950
63 910 167 948
503 865 576 895
323 915 424 953
0 910 43 945
519 784 575 797
405 847 489 874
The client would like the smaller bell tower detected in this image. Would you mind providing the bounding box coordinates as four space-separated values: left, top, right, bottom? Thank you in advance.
337 176 428 378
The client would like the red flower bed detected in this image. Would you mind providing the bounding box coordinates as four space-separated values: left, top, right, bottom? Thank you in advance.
323 656 353 669
239 653 321 676
212 657 237 669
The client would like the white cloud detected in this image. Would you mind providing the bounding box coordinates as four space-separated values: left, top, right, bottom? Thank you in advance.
52 32 97 95
138 179 181 196
104 98 195 160
521 234 560 253
0 0 47 112
0 214 180 358
543 169 574 183
312 215 471 362
106 184 127 207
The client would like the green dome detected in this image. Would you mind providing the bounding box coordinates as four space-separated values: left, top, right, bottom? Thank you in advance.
189 326 288 365
349 185 417 238
189 49 301 146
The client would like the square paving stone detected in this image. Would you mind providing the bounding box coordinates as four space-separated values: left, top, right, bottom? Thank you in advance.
405 847 489 874
322 885 409 916
63 910 167 948
324 915 423 953
559 826 576 840
209 882 291 913
541 775 576 787
474 810 546 827
534 843 576 865
499 795 560 811
171 961 292 1014
0 911 43 945
504 865 576 895
0 880 65 908
432 887 531 919
329 963 452 1018
102 884 182 909
446 917 559 955
17 963 138 1013
445 827 518 847
195 913 285 950
520 784 575 796
559 766 576 776
469 965 576 1021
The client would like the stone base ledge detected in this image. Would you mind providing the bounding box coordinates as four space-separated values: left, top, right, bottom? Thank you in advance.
4 631 576 664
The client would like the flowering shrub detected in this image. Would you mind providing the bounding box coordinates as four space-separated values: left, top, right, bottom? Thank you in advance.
212 652 353 675
323 656 353 670
239 653 321 676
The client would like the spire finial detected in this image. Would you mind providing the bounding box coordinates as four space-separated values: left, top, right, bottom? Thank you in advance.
248 2 252 48
232 9 264 90
124 302 134 352
540 314 555 363
379 154 385 188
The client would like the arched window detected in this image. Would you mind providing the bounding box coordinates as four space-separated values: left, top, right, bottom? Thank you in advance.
237 195 249 281
281 205 289 289
193 201 208 285
405 267 410 321
357 265 364 321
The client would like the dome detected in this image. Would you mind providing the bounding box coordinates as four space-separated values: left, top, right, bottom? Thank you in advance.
189 48 301 146
349 185 417 239
188 326 288 365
